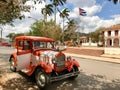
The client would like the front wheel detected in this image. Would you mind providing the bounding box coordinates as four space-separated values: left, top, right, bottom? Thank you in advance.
69 66 79 80
35 68 48 89
10 57 16 72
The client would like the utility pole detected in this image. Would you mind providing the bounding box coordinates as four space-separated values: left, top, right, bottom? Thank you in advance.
0 27 3 46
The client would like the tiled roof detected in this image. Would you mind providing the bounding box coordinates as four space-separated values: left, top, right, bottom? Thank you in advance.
79 36 87 39
104 24 120 31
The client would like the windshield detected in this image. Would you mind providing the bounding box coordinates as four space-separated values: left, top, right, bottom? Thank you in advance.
33 41 54 49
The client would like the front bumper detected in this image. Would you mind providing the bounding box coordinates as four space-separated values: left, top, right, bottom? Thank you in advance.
50 71 80 82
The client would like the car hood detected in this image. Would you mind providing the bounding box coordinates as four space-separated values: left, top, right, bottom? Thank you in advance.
34 50 63 58
40 50 59 58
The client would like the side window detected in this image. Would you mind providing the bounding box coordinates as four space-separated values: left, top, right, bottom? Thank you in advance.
23 41 30 50
47 42 53 48
40 42 46 48
18 41 23 50
33 42 46 49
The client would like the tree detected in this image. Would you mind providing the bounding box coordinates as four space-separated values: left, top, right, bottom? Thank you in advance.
88 27 105 43
108 0 119 4
6 32 26 42
59 8 69 42
67 19 77 29
50 0 67 23
30 21 44 36
0 0 30 25
41 4 53 22
64 19 79 41
59 8 69 20
29 20 62 41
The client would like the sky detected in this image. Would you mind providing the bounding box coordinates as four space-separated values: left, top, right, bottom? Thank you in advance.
2 0 120 38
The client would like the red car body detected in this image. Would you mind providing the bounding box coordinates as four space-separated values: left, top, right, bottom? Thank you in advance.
9 36 80 88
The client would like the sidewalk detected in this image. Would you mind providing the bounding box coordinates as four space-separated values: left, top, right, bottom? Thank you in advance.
64 47 120 64
65 53 120 64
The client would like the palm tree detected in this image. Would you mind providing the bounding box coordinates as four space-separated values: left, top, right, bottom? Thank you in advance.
113 0 119 4
67 19 76 29
50 0 67 23
41 4 53 22
59 8 69 42
64 19 79 41
108 0 119 4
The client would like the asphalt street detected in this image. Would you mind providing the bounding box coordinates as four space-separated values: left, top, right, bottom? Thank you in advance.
0 47 120 90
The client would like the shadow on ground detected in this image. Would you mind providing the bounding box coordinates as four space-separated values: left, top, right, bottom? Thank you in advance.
0 54 10 60
0 71 120 90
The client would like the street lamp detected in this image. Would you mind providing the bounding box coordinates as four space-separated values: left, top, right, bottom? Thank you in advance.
0 27 3 46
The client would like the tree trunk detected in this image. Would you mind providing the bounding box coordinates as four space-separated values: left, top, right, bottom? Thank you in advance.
62 17 64 42
54 6 57 24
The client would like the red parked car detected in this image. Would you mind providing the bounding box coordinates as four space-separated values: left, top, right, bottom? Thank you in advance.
2 42 11 47
9 36 80 89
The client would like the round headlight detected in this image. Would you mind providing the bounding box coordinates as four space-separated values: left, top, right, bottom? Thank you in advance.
67 56 72 61
52 58 56 64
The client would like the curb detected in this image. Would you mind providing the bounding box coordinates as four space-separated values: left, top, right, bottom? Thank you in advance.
65 53 120 64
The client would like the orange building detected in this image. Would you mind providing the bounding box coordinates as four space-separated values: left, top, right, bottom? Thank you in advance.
79 36 88 45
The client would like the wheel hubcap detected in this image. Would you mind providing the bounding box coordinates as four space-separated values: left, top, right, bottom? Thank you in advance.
10 60 14 70
38 73 45 87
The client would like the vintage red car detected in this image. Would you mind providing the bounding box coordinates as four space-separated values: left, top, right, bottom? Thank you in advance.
9 36 80 89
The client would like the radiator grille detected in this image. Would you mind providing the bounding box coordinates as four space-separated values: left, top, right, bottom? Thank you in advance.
56 56 65 68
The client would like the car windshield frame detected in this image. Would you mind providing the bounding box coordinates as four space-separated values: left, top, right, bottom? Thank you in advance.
33 41 54 50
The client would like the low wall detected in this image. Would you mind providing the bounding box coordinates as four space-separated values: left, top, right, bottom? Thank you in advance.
82 43 97 47
104 48 120 54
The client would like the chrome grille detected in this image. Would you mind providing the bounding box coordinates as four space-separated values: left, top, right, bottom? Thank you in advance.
56 56 65 68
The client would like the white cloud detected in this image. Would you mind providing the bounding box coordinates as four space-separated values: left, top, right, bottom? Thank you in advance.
84 5 102 16
111 15 120 18
67 1 119 34
2 1 46 38
68 0 96 7
114 16 120 24
2 0 120 40
78 15 119 33
69 7 79 18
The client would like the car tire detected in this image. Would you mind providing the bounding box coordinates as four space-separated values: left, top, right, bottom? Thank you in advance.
10 57 16 72
35 68 48 89
69 66 79 80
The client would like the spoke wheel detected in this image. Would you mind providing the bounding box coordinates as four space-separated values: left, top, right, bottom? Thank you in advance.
10 57 16 72
69 66 79 80
35 68 48 89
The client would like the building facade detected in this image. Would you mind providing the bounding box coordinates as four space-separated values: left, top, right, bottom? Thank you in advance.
103 24 120 47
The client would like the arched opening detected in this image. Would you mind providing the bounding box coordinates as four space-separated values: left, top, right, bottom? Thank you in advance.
114 38 119 47
107 39 112 47
110 39 112 46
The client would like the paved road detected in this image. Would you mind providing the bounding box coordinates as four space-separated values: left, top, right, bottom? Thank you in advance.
0 47 120 90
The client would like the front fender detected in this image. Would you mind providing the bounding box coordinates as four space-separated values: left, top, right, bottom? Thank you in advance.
72 59 80 67
39 62 53 73
9 53 17 66
65 59 80 71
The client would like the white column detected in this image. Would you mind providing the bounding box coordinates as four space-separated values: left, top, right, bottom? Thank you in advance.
119 38 120 46
111 38 114 46
104 38 107 47
118 30 120 36
84 39 85 43
104 31 108 37
111 31 115 37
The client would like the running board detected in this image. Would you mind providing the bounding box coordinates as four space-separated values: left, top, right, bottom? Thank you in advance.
50 71 80 82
